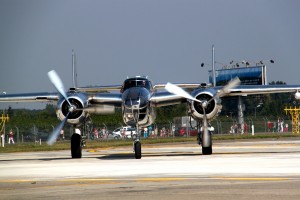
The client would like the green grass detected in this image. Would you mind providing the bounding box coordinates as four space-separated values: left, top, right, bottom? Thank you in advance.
0 132 299 153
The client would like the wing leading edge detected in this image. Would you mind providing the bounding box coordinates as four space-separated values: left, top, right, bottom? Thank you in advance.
151 84 300 107
225 85 300 96
0 92 59 102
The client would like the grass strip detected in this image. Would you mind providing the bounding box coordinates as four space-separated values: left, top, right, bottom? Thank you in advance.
0 132 299 153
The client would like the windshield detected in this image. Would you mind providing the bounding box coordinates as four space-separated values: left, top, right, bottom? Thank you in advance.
122 78 152 92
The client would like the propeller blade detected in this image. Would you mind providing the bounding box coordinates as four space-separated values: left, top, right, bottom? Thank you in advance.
208 77 240 104
217 77 240 97
165 82 202 103
48 70 72 106
47 113 69 145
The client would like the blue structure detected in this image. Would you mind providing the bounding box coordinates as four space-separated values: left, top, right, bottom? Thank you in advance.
209 66 267 86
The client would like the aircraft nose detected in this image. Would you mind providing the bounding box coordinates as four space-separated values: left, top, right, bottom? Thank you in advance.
123 88 149 109
124 96 147 108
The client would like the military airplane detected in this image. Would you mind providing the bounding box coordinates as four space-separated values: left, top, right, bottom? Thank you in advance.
1 64 300 159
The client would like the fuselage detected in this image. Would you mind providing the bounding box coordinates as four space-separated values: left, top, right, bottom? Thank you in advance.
121 76 155 127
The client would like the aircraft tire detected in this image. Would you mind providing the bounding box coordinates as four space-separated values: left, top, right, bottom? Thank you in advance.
202 146 212 155
134 141 142 159
71 133 82 158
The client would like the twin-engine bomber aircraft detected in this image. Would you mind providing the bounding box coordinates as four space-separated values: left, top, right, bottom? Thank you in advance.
1 70 300 159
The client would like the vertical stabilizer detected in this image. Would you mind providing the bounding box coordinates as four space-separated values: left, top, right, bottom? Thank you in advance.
72 50 78 88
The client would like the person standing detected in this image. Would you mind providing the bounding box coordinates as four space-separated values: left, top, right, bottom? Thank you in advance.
93 128 99 140
143 127 148 138
8 130 15 144
60 129 65 140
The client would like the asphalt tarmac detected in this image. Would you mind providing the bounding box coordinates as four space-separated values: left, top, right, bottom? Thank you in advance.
1 138 300 200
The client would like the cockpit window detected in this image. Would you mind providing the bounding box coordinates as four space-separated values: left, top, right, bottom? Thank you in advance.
121 78 152 92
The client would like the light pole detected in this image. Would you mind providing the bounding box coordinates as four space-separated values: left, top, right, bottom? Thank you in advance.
201 60 229 87
168 120 173 137
215 119 222 134
1 93 8 147
103 123 107 135
263 117 268 133
254 103 263 119
201 45 220 87
212 45 216 87
15 126 19 144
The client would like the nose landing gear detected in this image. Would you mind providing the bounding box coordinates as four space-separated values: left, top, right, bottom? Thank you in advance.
132 124 142 159
134 140 142 159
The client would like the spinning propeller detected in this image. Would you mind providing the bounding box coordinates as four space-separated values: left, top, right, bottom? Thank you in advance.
47 70 74 145
165 78 240 146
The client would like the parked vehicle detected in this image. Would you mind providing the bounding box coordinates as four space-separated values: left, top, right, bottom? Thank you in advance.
105 132 122 140
112 126 137 138
174 127 198 137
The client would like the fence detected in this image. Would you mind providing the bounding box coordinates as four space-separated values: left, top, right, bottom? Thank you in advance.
2 118 293 144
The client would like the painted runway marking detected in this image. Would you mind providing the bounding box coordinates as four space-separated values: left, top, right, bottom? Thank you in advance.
0 176 298 185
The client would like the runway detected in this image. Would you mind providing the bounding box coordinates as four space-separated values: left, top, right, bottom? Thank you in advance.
1 138 300 200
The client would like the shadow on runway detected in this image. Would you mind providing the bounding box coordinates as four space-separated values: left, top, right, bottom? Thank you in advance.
98 149 300 160
97 151 201 160
1 150 300 162
0 157 74 162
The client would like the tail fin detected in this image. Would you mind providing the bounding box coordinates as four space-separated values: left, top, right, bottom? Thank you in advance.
72 49 78 88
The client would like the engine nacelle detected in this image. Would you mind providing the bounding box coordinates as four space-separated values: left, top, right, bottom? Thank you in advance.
188 89 222 121
56 93 89 125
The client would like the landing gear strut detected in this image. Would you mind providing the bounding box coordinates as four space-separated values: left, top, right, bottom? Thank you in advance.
134 140 142 159
133 125 142 159
197 129 212 155
71 133 82 158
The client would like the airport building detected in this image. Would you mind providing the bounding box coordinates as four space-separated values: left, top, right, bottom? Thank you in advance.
208 65 268 134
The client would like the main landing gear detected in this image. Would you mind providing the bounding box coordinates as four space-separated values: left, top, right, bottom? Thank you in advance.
197 130 213 155
71 128 84 158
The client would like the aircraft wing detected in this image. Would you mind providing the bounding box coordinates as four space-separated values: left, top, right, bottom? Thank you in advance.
0 91 123 106
225 85 300 97
152 83 300 107
154 83 201 90
0 92 59 102
151 91 187 107
89 93 123 107
150 83 201 106
75 85 122 93
1 84 299 107
77 83 201 94
78 83 201 107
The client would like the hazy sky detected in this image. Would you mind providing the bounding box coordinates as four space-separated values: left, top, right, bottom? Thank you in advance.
0 0 300 109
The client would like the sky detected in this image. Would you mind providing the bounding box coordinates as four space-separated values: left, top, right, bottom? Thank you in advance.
0 0 300 109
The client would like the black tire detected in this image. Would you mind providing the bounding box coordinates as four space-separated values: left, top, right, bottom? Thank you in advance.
134 141 142 159
202 146 212 155
71 134 82 158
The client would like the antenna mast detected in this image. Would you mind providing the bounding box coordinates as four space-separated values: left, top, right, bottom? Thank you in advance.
72 50 77 88
212 45 216 87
